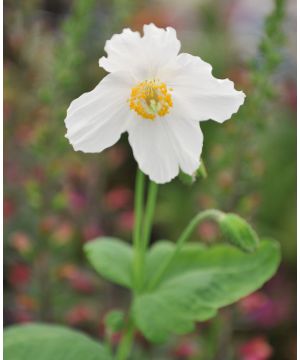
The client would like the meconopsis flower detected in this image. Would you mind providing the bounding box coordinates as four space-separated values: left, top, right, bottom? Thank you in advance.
65 24 245 184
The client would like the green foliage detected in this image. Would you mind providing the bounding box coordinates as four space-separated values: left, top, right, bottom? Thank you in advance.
246 0 286 119
257 0 285 74
219 213 259 252
55 0 98 94
4 323 111 360
84 238 133 288
133 240 280 342
84 218 280 344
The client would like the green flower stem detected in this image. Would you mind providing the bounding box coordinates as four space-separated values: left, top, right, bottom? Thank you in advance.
148 209 223 290
116 175 159 360
133 169 145 247
137 180 159 291
132 169 146 291
142 181 159 250
115 317 135 360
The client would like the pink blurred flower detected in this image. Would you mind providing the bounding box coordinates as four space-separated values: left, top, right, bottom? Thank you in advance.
282 80 297 112
70 275 95 294
239 337 273 360
105 145 128 169
4 197 16 220
197 194 216 209
172 339 198 359
12 309 33 324
239 269 295 328
110 332 122 346
9 232 32 254
5 162 21 184
8 264 31 287
105 187 132 211
58 264 77 278
59 265 95 294
32 166 45 182
217 170 234 189
239 292 278 328
66 305 94 326
39 215 59 234
15 294 38 311
67 189 87 211
82 222 104 242
239 292 269 313
15 123 35 147
118 211 134 232
264 270 295 325
4 99 12 121
51 221 74 245
198 221 219 243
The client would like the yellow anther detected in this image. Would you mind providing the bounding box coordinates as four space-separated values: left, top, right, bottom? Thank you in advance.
129 79 173 120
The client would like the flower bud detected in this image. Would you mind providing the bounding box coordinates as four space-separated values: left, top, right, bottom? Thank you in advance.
219 213 259 252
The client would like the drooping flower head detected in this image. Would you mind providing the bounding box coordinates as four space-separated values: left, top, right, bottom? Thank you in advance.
65 24 245 184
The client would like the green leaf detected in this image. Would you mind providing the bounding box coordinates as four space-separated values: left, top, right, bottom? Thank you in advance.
133 240 280 343
219 213 259 252
84 238 133 288
4 323 111 360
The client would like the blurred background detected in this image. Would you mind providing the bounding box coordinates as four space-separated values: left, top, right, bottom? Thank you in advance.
3 0 296 359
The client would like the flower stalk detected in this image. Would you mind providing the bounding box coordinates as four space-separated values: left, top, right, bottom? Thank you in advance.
116 170 159 359
132 169 145 292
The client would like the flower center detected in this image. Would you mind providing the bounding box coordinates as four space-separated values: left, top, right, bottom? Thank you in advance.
129 79 173 120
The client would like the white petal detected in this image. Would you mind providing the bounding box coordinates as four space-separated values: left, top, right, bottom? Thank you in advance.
99 24 181 80
142 24 181 77
65 72 133 153
127 116 202 184
99 28 144 77
166 53 245 123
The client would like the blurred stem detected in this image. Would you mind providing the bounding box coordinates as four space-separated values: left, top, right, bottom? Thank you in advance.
115 316 135 360
204 317 221 359
148 209 223 290
133 169 145 291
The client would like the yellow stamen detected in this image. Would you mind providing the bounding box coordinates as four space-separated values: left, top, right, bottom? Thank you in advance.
128 79 173 120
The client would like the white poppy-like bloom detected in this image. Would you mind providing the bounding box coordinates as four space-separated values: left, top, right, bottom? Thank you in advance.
65 24 245 184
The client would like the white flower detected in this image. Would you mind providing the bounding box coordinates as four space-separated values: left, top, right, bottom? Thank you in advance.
65 24 245 184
